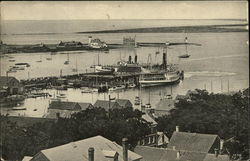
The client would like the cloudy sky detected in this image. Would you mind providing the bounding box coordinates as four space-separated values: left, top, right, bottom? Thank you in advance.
1 1 248 20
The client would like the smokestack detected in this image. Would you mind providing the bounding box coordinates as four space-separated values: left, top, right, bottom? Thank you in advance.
176 126 179 132
128 56 132 64
162 53 167 69
135 55 137 64
122 138 128 161
88 147 94 161
88 36 92 44
176 151 180 159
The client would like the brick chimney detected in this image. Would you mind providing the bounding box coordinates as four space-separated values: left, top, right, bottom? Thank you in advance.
176 126 179 132
176 151 180 159
114 152 119 161
122 138 128 161
88 147 94 161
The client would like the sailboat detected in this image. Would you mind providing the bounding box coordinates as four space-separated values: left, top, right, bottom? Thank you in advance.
36 55 42 62
64 53 70 65
72 56 78 72
179 37 191 58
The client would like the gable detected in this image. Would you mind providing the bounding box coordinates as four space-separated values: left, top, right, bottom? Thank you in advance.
168 132 218 153
31 136 142 161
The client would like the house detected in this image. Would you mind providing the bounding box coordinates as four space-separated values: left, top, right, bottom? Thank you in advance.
154 97 175 117
46 101 93 119
88 36 108 49
134 146 230 161
0 76 24 95
29 136 142 161
168 127 222 154
138 114 169 147
94 100 122 111
115 99 133 108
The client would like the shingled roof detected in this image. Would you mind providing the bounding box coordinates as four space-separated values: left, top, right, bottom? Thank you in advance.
30 136 142 161
168 132 219 153
115 99 133 108
134 146 229 161
142 114 158 126
94 100 122 111
49 101 81 111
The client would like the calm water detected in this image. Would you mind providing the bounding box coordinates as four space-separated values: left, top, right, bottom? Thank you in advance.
0 20 249 117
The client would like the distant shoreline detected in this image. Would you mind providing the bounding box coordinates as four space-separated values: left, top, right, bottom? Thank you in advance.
76 24 248 34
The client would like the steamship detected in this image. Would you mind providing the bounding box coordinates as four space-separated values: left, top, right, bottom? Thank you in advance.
139 49 184 87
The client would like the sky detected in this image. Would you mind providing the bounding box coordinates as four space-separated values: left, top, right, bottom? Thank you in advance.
1 1 248 20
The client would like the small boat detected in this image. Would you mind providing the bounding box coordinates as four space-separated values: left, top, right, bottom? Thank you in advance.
178 54 190 58
127 83 136 88
91 88 99 92
64 53 70 65
9 59 15 62
15 63 30 67
81 87 92 93
109 86 117 91
7 69 17 73
116 85 126 90
33 109 37 111
134 96 141 105
15 67 25 70
10 107 27 111
57 94 66 98
46 57 52 60
64 60 69 65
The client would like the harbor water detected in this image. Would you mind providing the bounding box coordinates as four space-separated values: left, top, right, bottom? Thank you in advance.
0 20 249 117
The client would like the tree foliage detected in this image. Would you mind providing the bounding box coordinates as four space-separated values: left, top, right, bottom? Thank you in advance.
1 107 150 160
156 89 249 159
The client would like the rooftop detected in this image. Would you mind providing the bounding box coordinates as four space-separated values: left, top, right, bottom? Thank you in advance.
168 132 219 153
134 146 229 161
31 136 142 161
142 114 158 126
94 100 122 111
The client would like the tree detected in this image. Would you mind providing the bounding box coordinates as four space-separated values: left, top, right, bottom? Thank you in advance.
156 89 249 159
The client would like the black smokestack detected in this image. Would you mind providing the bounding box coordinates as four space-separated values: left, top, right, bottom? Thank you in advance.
135 55 137 64
162 53 167 69
128 56 132 64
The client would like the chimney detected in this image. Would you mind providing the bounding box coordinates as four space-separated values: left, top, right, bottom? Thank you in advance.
220 139 224 153
214 148 219 157
114 152 119 161
88 147 94 161
88 36 92 44
134 55 137 64
122 138 128 161
128 56 132 64
173 146 176 150
176 126 179 132
176 151 180 159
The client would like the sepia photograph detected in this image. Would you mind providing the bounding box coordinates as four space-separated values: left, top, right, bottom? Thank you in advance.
0 1 249 161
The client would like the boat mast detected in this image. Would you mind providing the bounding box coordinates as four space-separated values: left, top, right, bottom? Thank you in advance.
185 37 188 55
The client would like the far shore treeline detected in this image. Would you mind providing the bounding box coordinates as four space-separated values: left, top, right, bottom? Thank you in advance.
0 89 249 160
